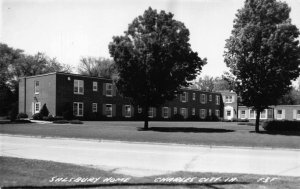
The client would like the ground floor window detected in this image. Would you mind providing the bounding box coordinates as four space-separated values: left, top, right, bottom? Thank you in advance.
125 105 131 117
215 110 220 117
208 109 212 116
192 108 195 116
249 110 255 119
181 108 187 118
297 110 300 120
162 107 169 118
34 102 41 114
138 106 142 114
277 109 283 119
241 110 246 119
260 109 266 119
174 107 177 115
73 102 83 116
148 107 154 118
226 110 231 117
105 104 112 117
92 103 97 113
200 109 206 119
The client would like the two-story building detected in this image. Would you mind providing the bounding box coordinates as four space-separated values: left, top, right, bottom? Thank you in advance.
219 90 238 120
19 72 224 120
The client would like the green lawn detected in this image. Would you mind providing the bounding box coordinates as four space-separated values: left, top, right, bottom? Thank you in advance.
1 156 299 189
1 121 300 148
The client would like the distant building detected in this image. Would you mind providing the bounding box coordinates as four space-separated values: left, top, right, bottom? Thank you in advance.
219 90 238 120
19 72 223 120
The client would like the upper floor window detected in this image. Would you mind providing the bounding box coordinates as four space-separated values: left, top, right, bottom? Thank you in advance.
209 94 212 102
106 83 113 96
125 105 131 117
93 82 98 91
92 103 97 113
34 81 40 94
225 95 233 103
216 95 220 105
200 94 206 104
74 80 84 94
192 93 196 101
181 92 187 102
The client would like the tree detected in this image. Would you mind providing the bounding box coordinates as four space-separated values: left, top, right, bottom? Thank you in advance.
193 75 215 91
109 7 206 129
224 0 300 132
78 57 117 79
277 87 300 105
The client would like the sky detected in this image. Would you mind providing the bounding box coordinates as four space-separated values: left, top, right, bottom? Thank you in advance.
1 0 300 80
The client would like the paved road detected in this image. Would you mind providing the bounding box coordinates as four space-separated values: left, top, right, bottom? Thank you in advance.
1 134 300 177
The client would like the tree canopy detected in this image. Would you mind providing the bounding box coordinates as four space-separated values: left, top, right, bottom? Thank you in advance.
109 7 206 128
224 0 300 132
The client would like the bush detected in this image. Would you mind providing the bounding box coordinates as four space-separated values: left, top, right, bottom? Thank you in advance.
43 115 55 121
187 115 200 121
69 120 83 124
9 102 18 121
53 120 69 124
40 104 49 117
17 113 28 119
32 113 43 120
263 120 300 132
172 114 184 121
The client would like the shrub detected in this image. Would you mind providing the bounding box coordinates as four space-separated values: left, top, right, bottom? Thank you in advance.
187 115 200 121
172 114 184 121
32 113 43 120
53 120 69 124
43 115 55 121
17 113 28 119
40 104 49 117
263 120 300 132
69 120 83 124
9 102 18 121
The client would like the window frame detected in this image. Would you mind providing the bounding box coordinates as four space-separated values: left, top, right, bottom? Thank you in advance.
200 109 206 119
215 110 220 117
277 109 282 119
74 80 84 95
181 92 187 102
92 103 97 113
162 107 169 118
216 95 220 105
192 108 195 116
241 110 246 119
297 110 300 120
192 93 196 101
200 94 206 104
209 94 212 102
225 95 233 103
125 105 131 118
73 102 84 117
174 107 177 115
260 109 267 119
148 107 154 118
93 81 98 92
106 83 113 96
180 108 187 118
34 102 41 114
105 104 113 117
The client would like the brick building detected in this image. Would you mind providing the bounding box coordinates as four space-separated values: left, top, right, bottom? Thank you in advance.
19 72 223 120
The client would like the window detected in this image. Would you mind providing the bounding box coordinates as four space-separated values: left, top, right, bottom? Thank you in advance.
225 96 233 103
277 109 282 119
162 107 169 118
148 107 154 118
74 80 84 94
73 102 84 116
216 95 220 105
34 81 39 94
209 109 212 116
106 83 113 96
297 110 300 120
138 106 142 114
105 104 112 117
125 105 131 117
249 110 255 119
192 108 195 116
200 94 206 104
227 110 231 116
200 109 206 119
92 103 97 113
93 82 98 91
241 110 246 119
34 102 41 114
181 92 187 102
192 93 196 100
181 108 187 118
174 107 177 114
260 109 266 119
215 110 220 117
209 95 212 102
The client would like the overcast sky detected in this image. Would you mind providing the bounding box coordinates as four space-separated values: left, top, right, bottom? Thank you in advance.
1 0 300 79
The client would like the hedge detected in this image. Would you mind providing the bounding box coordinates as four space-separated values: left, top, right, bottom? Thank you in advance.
263 120 300 132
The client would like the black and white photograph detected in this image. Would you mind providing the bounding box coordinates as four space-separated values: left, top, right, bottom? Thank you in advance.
1 0 300 188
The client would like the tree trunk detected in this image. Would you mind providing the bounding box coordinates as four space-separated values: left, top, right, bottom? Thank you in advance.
143 105 149 130
255 110 260 133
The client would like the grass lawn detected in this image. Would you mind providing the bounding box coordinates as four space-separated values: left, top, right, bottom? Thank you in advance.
1 156 299 189
1 121 300 149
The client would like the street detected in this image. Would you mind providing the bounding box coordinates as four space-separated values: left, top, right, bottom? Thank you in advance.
1 134 299 177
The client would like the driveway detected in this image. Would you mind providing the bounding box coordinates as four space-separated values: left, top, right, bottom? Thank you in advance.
1 134 299 177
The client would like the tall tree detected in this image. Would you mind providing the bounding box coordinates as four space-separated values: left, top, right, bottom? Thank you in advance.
78 57 116 79
224 0 300 132
109 7 206 129
193 75 215 92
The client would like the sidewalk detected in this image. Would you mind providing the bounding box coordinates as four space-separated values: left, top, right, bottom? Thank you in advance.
1 134 300 177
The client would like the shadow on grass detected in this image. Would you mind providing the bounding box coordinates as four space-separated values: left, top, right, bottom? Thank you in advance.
138 127 234 133
3 181 249 189
249 131 300 136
